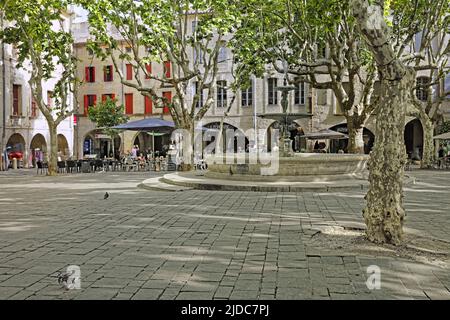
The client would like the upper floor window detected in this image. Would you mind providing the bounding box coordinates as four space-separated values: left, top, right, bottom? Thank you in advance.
416 76 429 101
294 82 306 105
241 81 253 107
268 78 278 105
218 44 227 63
126 64 133 81
125 93 133 114
85 66 95 83
104 65 113 82
12 85 21 116
83 94 97 115
102 93 115 102
31 97 38 118
217 80 227 108
145 63 152 79
164 61 171 78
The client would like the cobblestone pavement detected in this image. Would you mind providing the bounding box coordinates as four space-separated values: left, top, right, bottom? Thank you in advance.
0 169 449 300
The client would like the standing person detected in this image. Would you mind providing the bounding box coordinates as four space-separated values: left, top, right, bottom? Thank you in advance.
438 145 444 169
131 145 137 159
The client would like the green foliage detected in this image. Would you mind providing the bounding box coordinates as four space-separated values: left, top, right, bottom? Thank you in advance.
0 0 78 116
437 121 450 134
88 98 128 138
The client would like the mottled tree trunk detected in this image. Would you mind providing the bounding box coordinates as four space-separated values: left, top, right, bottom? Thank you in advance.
363 72 414 244
347 121 365 154
419 115 434 169
48 123 58 176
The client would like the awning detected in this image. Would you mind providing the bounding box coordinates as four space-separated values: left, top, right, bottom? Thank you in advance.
112 118 175 132
300 129 348 140
433 132 450 140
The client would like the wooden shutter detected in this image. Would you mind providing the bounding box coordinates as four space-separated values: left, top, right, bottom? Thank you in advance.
145 63 152 79
145 96 152 114
164 61 171 78
126 64 133 80
84 95 89 115
125 93 133 114
162 91 171 114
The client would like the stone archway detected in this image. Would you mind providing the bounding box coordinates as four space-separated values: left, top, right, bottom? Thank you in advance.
6 133 26 167
202 122 249 154
329 123 375 154
57 134 70 159
30 133 47 167
404 118 423 160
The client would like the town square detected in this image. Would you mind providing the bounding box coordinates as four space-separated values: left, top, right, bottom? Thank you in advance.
0 0 449 303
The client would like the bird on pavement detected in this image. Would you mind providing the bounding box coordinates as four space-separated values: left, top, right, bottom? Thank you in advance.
104 192 109 200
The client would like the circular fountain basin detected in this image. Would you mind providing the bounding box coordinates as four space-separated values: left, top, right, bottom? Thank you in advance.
205 153 369 182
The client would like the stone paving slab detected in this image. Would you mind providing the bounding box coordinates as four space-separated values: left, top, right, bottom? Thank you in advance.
0 170 449 300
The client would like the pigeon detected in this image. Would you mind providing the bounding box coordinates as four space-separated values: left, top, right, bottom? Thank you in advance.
104 192 109 200
57 271 75 290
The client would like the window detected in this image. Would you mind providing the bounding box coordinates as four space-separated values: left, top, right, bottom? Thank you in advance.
12 85 21 116
268 78 278 105
31 97 37 118
241 81 253 107
83 94 97 115
85 66 95 83
144 96 153 114
162 91 172 114
145 63 152 79
416 77 429 101
164 61 171 78
87 47 94 56
194 81 203 108
217 80 227 108
125 46 132 53
218 44 227 63
104 65 113 82
294 82 305 105
125 93 133 114
126 64 133 80
102 93 115 102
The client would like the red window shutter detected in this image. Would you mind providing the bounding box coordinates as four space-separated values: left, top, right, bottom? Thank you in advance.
164 61 171 78
125 93 133 114
102 94 106 102
163 91 171 114
126 64 133 80
145 63 152 79
103 66 107 82
84 95 89 115
145 96 152 114
110 65 113 81
92 67 95 82
85 67 89 82
111 94 115 100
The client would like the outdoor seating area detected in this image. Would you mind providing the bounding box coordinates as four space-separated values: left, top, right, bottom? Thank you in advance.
36 156 177 174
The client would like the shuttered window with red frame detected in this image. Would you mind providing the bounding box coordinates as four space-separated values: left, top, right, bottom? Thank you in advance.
104 65 113 82
163 61 171 78
145 63 152 79
125 93 133 115
102 93 116 102
162 91 171 114
85 66 95 82
126 64 133 80
83 95 97 115
144 96 153 115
